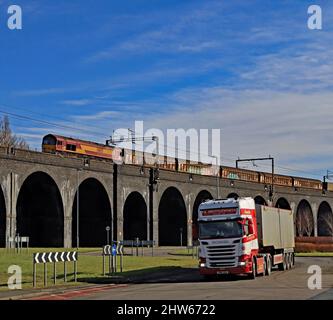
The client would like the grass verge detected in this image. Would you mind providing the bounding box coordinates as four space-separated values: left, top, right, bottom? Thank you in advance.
295 252 333 257
0 248 197 291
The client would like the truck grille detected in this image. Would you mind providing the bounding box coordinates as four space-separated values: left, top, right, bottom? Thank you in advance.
206 244 237 268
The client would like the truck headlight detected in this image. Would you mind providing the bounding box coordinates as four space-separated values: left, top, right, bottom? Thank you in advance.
238 254 251 266
199 257 206 268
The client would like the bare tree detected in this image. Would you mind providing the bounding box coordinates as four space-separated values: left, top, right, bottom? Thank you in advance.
296 209 314 237
296 213 303 237
303 211 314 237
323 214 333 236
318 212 333 236
0 115 29 149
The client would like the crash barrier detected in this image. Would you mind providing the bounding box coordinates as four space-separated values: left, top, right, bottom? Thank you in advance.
102 242 124 275
6 235 29 252
33 251 78 287
122 239 155 256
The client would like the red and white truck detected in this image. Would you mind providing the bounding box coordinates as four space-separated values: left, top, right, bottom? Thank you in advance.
198 197 295 279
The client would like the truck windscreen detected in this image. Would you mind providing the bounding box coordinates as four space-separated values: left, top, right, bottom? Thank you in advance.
199 220 243 239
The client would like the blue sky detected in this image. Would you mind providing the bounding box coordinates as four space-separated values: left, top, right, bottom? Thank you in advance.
1 0 333 179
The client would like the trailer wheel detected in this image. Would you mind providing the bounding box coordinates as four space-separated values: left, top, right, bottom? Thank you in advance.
286 254 291 270
291 253 295 267
289 253 293 269
248 258 256 280
265 256 272 276
288 253 294 269
283 254 287 270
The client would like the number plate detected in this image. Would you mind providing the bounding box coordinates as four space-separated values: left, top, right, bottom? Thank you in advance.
217 271 229 275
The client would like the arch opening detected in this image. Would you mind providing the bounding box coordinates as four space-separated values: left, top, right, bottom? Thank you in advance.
227 193 239 200
296 200 314 237
72 178 112 247
16 172 64 247
254 196 267 206
123 192 147 241
317 201 333 236
192 190 213 241
158 187 187 246
0 186 6 247
275 197 291 210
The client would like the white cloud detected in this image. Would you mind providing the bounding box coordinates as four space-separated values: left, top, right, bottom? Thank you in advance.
137 88 333 178
14 88 68 97
85 2 227 62
61 99 95 106
73 110 120 121
17 86 333 178
240 47 333 91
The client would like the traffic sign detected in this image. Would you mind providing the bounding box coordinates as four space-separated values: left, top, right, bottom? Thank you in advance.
102 242 124 275
33 251 78 288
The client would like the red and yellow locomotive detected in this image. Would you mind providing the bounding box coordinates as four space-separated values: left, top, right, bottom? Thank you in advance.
42 134 122 161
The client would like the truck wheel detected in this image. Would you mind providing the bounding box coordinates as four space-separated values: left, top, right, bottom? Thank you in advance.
262 259 266 276
265 256 272 276
248 259 256 279
278 254 287 271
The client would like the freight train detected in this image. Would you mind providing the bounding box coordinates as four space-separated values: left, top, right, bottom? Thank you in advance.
42 134 323 190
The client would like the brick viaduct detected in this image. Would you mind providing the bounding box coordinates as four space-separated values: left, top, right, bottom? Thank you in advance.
0 146 332 248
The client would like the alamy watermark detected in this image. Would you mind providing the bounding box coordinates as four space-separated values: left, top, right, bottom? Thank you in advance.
3 263 326 291
308 5 322 30
2 4 22 30
0 4 327 31
307 265 322 290
7 265 22 290
110 121 221 167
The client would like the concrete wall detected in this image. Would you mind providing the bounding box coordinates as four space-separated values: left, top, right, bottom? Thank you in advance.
0 146 332 247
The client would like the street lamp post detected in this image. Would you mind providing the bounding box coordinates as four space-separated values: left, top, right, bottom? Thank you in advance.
76 169 81 250
106 226 110 245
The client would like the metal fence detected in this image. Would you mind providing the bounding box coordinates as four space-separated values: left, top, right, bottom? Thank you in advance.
121 239 155 256
6 235 29 252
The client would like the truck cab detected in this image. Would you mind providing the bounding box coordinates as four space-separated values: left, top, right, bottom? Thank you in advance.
198 197 258 277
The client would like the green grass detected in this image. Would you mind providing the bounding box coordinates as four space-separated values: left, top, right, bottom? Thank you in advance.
172 248 199 256
0 248 197 291
296 252 333 257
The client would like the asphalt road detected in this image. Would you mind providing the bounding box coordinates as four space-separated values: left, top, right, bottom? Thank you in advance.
66 257 333 300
